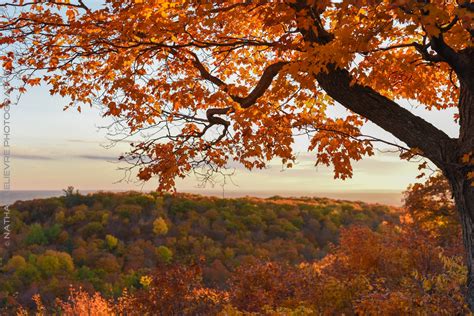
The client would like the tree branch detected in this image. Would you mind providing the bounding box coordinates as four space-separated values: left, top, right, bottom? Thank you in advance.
430 35 465 75
288 2 456 166
316 66 454 167
189 51 288 108
186 52 288 146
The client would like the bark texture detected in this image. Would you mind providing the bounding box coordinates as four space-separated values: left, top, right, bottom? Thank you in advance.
447 168 474 308
315 67 454 166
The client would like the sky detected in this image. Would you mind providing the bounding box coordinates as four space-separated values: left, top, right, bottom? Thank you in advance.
3 83 458 206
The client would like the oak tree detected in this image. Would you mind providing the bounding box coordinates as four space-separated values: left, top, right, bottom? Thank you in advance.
1 0 473 308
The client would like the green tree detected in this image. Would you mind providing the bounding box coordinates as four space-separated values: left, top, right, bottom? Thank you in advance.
25 223 47 245
156 246 173 264
45 224 62 243
36 250 74 278
15 263 41 284
5 255 27 272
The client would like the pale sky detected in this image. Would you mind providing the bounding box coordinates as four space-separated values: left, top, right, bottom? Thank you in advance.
3 84 459 205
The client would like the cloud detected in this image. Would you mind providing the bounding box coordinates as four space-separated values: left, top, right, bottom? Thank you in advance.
66 139 100 144
9 149 119 162
75 154 119 161
12 153 54 161
66 138 135 145
213 150 412 177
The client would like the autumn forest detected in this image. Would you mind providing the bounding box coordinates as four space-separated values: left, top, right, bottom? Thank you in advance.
1 0 473 314
0 174 469 314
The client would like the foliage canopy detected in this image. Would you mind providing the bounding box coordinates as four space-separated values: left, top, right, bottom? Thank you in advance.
1 1 471 190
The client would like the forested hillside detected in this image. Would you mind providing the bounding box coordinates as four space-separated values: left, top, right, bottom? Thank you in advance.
0 189 398 309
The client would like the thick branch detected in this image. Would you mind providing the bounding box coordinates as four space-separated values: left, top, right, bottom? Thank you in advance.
316 66 454 166
430 35 466 76
188 52 288 146
459 75 474 148
190 51 288 108
233 62 289 108
413 42 445 63
289 2 457 166
206 107 231 127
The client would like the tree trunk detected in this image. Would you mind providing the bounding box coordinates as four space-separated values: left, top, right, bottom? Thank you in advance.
444 73 474 310
313 43 474 309
445 169 474 309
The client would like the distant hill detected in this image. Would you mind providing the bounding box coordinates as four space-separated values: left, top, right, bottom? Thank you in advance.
0 191 400 307
0 189 404 206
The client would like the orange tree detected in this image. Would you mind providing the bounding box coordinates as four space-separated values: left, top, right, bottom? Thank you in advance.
0 0 473 308
404 172 461 246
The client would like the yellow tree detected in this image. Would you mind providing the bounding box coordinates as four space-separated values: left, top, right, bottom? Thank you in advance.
152 217 168 235
1 0 473 308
